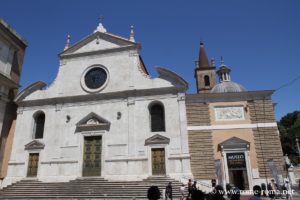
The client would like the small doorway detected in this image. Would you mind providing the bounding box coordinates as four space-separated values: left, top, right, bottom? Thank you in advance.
83 136 102 176
151 148 166 175
226 152 249 190
27 153 39 177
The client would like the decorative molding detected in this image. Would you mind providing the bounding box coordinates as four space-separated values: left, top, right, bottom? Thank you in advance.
60 146 78 149
17 87 184 107
186 90 274 103
25 140 45 150
214 106 245 121
145 134 170 146
156 67 188 91
76 112 110 132
105 157 147 162
168 154 191 160
40 160 78 164
55 104 63 111
15 81 46 103
188 122 277 131
8 161 25 165
107 144 127 147
218 137 250 151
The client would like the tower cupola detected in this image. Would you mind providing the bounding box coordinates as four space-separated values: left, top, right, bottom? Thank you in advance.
217 57 231 82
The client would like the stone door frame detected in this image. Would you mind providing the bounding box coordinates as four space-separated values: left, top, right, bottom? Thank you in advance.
221 149 253 190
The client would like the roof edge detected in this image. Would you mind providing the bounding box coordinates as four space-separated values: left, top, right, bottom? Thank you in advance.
15 81 46 103
156 67 188 91
186 90 275 103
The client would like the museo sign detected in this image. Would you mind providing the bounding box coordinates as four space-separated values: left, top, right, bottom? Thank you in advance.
226 153 246 169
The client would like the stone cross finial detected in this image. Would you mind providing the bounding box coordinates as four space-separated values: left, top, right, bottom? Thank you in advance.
129 25 135 42
221 56 224 65
94 15 107 33
64 34 71 50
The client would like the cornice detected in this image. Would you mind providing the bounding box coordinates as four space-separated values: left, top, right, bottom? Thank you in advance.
186 90 274 103
59 44 140 59
18 87 186 107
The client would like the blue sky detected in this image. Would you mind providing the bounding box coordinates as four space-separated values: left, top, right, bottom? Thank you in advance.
1 0 299 120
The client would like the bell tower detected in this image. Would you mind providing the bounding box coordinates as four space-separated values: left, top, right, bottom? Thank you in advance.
194 42 216 93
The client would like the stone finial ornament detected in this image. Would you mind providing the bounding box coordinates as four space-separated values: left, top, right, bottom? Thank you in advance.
94 16 107 33
64 34 71 50
129 25 135 42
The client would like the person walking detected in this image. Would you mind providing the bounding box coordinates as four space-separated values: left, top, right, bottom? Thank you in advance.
284 180 293 200
165 182 173 200
268 179 277 199
187 179 192 199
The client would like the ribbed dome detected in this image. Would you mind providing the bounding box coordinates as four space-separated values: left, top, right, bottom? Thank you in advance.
211 81 246 93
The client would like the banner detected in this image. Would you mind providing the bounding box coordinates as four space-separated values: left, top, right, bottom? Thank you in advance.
214 159 223 187
267 159 280 185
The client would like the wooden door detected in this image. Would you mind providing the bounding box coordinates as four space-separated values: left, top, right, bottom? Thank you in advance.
83 136 102 176
27 153 39 177
152 148 166 175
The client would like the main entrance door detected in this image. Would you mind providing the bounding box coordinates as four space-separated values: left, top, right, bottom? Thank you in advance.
83 136 102 176
226 152 249 190
152 148 166 175
27 153 39 177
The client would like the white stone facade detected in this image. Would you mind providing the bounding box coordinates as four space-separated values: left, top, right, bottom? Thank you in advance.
3 26 192 187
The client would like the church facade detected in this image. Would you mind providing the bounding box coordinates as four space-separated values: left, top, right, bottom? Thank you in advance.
186 43 284 190
3 22 284 190
3 23 192 187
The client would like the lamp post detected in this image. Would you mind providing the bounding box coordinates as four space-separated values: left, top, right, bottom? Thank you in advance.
296 137 300 167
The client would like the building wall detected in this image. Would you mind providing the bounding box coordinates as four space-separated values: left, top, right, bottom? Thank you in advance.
4 94 191 186
186 102 215 180
3 30 192 187
248 99 284 178
0 19 27 178
186 93 285 187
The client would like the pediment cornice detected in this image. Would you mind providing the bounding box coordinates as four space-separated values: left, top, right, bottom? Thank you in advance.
145 134 170 146
25 140 45 150
76 112 110 132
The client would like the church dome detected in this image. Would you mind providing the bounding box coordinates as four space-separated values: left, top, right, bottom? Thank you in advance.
211 81 246 93
211 58 246 93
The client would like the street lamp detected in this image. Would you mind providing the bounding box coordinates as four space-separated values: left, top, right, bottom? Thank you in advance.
296 137 300 167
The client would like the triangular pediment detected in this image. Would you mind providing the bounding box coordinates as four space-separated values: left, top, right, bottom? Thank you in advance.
145 134 170 146
25 140 45 150
60 31 137 58
218 137 250 151
76 112 110 132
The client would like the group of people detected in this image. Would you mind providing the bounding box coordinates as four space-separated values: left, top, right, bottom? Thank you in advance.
167 180 200 200
266 179 293 200
147 178 294 200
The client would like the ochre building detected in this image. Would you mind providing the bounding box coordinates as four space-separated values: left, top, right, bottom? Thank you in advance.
186 42 284 189
0 19 27 179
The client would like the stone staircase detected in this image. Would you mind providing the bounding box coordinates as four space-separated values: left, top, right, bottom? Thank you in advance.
0 176 186 199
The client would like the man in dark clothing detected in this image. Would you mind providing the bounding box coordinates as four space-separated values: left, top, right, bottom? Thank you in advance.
147 186 161 200
192 181 197 191
165 182 173 200
187 179 192 199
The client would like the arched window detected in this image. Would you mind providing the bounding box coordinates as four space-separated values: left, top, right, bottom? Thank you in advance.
204 75 210 87
33 112 45 139
149 103 165 132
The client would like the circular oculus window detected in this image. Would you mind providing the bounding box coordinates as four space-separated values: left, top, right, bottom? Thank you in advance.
81 66 109 93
